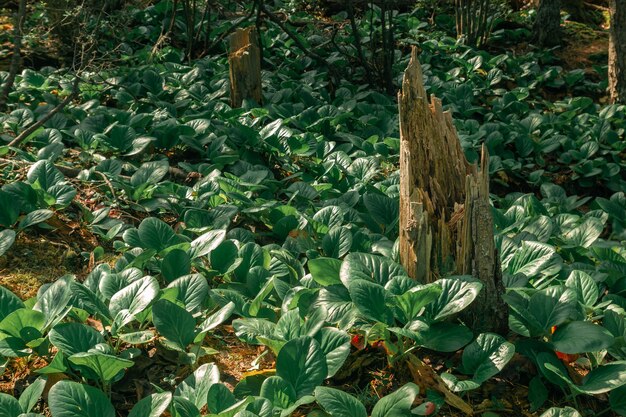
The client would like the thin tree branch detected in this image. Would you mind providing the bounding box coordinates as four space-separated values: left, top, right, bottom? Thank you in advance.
8 77 80 149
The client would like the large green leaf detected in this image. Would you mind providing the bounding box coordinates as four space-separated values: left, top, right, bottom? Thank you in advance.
461 333 515 384
34 274 73 329
418 322 474 352
314 327 351 378
175 362 219 410
206 383 236 414
562 217 604 248
339 253 406 287
27 160 64 190
19 376 47 413
0 392 22 417
394 284 442 322
109 276 159 320
49 322 105 356
424 277 482 322
0 286 23 322
610 384 626 416
314 386 366 417
189 229 226 259
552 321 615 354
167 274 209 313
348 280 394 324
371 383 419 417
528 286 577 332
137 217 181 252
0 308 45 340
68 352 134 383
130 160 169 187
539 407 581 417
308 258 342 286
322 227 352 258
363 193 399 229
161 249 191 283
0 192 20 227
276 336 328 397
580 361 626 394
564 271 599 307
128 392 173 417
504 241 557 278
152 299 196 351
260 376 296 409
48 380 115 417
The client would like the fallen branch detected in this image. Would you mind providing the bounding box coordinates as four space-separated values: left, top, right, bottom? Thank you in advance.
8 77 80 149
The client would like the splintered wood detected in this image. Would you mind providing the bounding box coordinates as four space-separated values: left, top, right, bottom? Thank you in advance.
398 46 507 333
228 27 262 108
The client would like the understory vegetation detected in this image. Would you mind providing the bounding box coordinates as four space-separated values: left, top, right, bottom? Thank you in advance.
0 1 625 416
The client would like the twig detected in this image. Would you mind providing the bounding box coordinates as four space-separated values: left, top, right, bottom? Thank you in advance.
8 77 80 149
259 3 327 64
0 0 27 111
93 171 120 206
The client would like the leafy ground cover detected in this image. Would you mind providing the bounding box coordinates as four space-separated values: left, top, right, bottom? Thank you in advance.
1 2 626 417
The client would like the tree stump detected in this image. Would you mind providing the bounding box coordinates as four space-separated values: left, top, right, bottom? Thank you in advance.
228 27 262 108
609 0 626 104
398 47 508 333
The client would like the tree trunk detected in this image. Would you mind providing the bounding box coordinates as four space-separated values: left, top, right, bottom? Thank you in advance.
228 27 263 108
398 47 508 333
609 0 626 103
532 0 562 47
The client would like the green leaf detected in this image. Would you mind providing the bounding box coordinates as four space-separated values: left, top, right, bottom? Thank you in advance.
49 322 104 356
348 280 394 324
371 383 419 417
308 258 342 286
0 392 22 417
539 407 581 417
363 193 399 228
461 333 515 383
564 271 599 307
48 380 114 417
424 277 482 322
0 229 15 257
0 309 45 340
562 217 604 248
528 376 548 413
314 327 351 378
233 318 276 345
552 321 615 354
206 383 236 414
128 392 173 417
152 299 196 351
18 209 53 231
322 227 352 258
18 376 46 413
161 249 191 283
34 274 73 329
27 160 64 190
340 253 406 287
169 397 200 417
137 217 181 252
505 241 556 278
190 229 226 259
166 274 209 313
314 386 366 417
394 284 441 322
580 361 626 394
528 286 577 333
68 352 134 383
260 376 296 409
610 384 626 416
174 362 219 410
196 302 236 341
418 322 473 352
109 276 159 321
0 192 20 227
0 286 24 322
276 336 328 397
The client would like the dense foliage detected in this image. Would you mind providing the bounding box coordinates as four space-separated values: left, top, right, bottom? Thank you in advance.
0 1 625 416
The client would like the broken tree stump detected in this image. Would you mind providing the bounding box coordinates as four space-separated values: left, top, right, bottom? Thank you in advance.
398 47 508 333
228 27 262 108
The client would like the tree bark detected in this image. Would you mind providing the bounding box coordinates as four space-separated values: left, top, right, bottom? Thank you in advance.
532 0 562 47
228 27 263 108
609 0 626 103
398 47 508 333
0 0 27 112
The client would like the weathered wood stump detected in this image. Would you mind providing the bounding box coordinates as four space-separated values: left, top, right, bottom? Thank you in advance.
228 27 262 108
398 47 507 333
